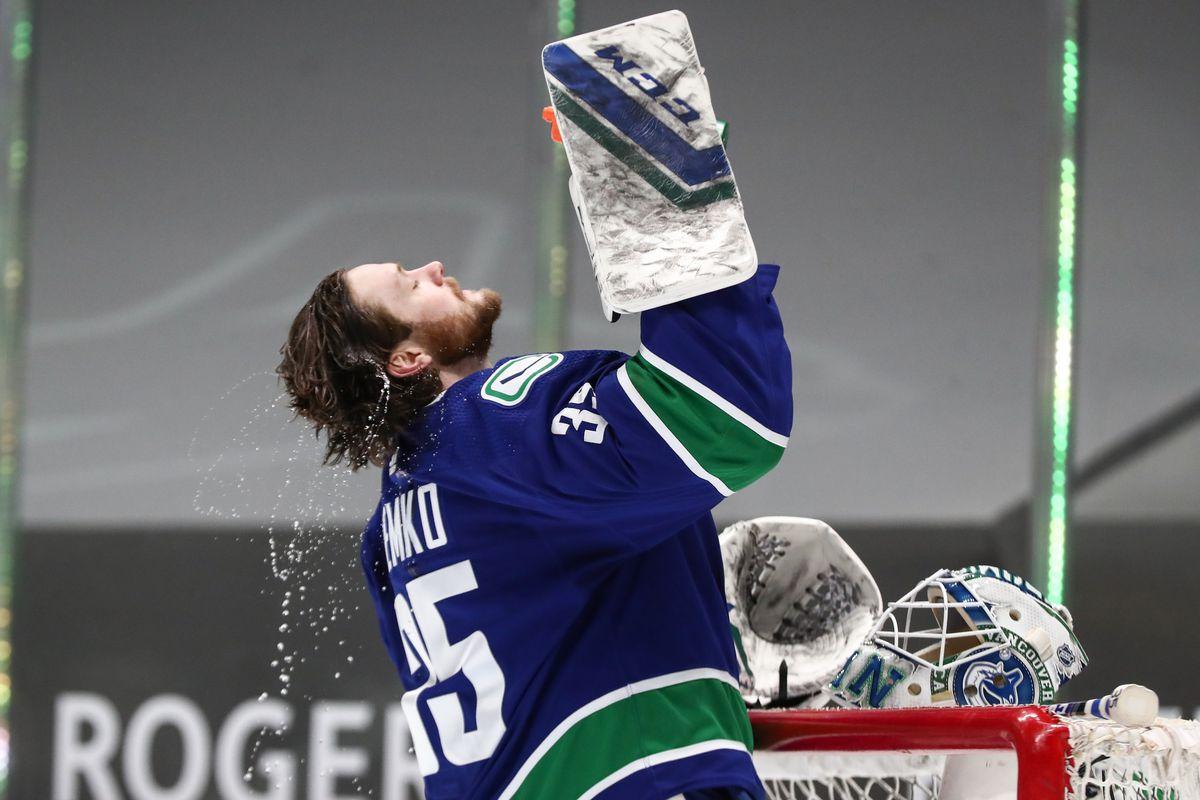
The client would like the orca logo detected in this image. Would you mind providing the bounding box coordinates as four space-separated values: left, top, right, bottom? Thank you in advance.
952 652 1037 706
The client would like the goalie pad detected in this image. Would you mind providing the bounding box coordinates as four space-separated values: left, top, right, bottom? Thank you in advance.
542 10 757 321
721 517 882 706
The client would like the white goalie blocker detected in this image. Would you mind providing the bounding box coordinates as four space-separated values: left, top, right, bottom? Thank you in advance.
542 10 757 321
720 517 882 706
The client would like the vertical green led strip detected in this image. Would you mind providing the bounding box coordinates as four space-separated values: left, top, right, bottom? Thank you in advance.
0 0 33 794
534 0 575 351
1033 0 1083 606
0 1 32 795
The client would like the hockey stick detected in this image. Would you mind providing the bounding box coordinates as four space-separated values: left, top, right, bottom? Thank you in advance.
1049 683 1159 726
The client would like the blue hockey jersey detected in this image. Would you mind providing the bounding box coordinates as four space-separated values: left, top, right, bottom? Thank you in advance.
360 264 792 800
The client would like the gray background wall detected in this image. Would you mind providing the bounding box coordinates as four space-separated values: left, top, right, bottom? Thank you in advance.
23 0 1198 528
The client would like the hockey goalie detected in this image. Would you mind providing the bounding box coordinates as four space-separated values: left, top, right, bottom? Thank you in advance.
279 11 791 800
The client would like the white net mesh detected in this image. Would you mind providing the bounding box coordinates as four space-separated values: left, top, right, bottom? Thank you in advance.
1069 717 1200 799
762 775 940 800
755 752 943 800
752 710 1200 800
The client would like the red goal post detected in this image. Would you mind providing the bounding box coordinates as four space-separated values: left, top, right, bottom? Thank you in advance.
750 706 1200 800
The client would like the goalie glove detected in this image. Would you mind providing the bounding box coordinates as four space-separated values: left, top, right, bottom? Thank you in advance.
721 517 882 707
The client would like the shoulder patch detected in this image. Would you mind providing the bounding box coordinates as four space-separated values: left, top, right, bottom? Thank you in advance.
481 353 563 407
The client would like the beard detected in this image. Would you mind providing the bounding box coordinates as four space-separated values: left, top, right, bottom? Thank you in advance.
418 289 503 367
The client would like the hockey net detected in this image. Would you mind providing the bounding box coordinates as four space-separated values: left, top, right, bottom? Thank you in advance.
750 707 1200 799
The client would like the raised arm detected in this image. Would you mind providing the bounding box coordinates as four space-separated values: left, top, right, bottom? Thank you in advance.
615 263 791 496
522 264 792 548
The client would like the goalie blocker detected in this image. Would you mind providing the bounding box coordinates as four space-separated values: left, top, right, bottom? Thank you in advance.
542 10 758 322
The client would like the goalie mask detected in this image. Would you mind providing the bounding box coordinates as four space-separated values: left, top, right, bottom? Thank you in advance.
825 565 1087 710
721 517 882 706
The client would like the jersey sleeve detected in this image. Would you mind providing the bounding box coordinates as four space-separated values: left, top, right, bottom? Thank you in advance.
616 262 792 495
524 263 792 546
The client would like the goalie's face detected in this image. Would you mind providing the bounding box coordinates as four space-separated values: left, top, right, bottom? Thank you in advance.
345 260 502 377
345 261 481 326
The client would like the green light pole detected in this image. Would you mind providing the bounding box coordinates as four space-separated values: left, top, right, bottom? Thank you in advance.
1031 0 1084 606
534 0 575 352
0 0 32 794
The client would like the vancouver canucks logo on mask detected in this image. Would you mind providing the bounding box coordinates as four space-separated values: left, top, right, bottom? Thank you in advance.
951 651 1037 706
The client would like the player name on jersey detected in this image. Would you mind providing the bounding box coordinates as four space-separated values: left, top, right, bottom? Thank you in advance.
382 483 448 570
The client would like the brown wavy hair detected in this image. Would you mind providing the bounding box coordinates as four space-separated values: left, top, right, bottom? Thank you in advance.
277 269 441 470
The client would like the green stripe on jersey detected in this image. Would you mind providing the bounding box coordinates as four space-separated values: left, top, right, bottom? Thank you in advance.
509 677 751 800
624 353 785 492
